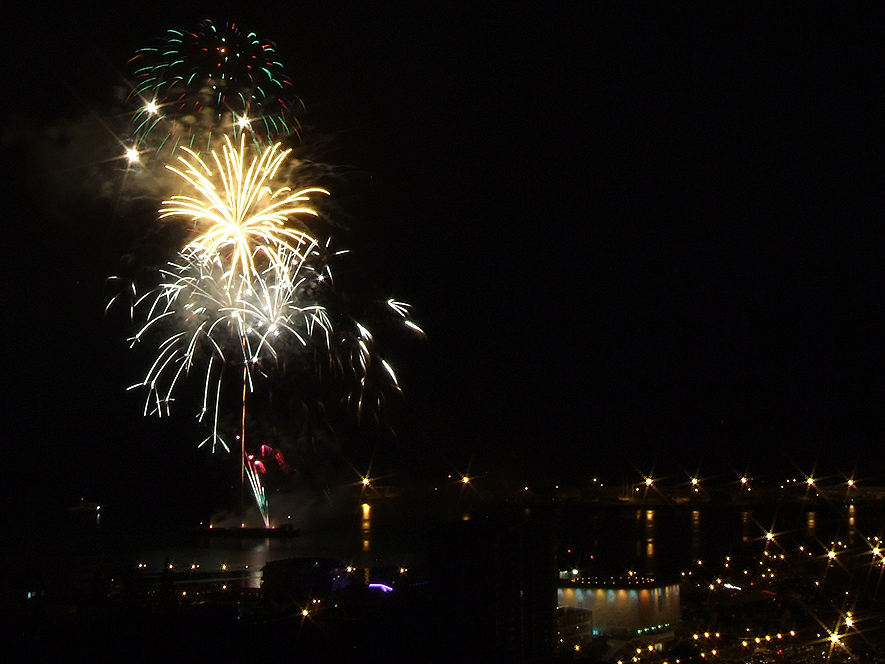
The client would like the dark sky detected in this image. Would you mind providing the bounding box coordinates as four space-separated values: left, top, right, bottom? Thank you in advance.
3 4 885 525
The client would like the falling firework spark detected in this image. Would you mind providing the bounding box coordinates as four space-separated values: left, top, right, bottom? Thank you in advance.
128 246 331 452
335 298 425 424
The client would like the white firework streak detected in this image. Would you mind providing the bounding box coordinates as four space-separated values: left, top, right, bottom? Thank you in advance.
128 245 331 452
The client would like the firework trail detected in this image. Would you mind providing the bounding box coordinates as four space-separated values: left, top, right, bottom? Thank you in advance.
245 452 268 526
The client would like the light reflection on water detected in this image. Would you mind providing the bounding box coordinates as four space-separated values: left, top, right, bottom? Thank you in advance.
361 502 371 552
558 499 885 582
741 509 752 542
129 498 885 587
130 494 421 587
134 538 301 588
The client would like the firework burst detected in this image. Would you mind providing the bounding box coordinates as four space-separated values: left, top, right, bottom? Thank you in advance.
129 19 296 156
123 236 421 521
160 133 328 286
128 245 331 452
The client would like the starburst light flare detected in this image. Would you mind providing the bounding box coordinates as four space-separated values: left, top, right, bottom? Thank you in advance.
160 133 328 287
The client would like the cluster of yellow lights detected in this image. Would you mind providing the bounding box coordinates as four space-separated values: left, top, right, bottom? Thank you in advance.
663 498 885 663
676 517 885 660
741 631 796 646
137 561 236 571
348 471 872 497
412 472 868 496
567 573 657 586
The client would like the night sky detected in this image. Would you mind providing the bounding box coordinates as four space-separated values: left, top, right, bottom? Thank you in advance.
3 4 885 528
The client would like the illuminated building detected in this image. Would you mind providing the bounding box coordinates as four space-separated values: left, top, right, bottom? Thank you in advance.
557 575 680 650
